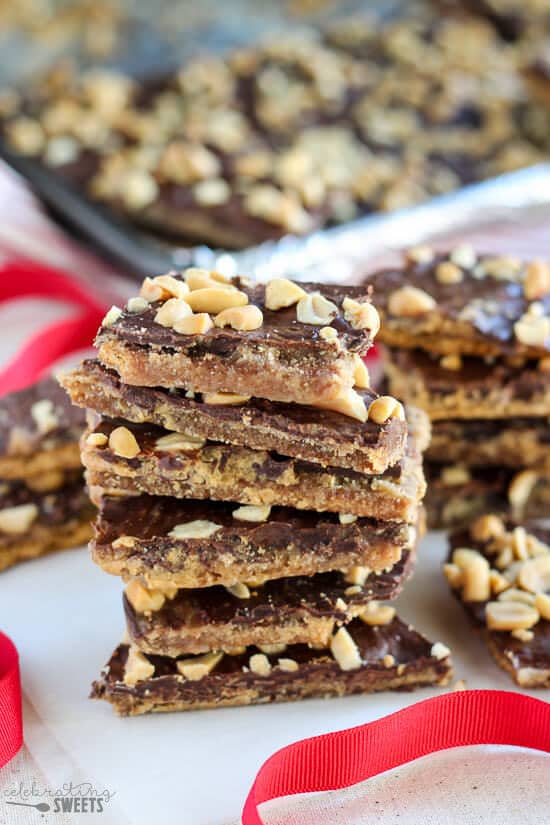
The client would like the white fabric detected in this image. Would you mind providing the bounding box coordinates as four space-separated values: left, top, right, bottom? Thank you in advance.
257 746 550 825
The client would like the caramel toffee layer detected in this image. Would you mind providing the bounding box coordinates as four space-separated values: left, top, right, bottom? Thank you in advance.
425 462 549 529
124 550 414 656
428 417 550 469
61 360 406 475
92 494 414 587
91 617 452 715
384 348 550 420
0 477 94 572
448 521 550 688
368 252 550 359
0 376 85 479
96 278 376 405
84 419 426 522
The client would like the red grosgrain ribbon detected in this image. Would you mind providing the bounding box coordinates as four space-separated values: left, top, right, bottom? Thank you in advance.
0 632 22 767
242 690 550 824
0 259 108 396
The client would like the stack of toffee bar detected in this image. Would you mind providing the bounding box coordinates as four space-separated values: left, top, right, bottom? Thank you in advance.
369 248 550 529
0 377 91 572
62 268 451 715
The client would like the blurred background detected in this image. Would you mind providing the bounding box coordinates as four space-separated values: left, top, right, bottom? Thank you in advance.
0 0 549 268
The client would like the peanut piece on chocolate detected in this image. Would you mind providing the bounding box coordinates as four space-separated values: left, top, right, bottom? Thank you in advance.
125 579 166 613
123 646 155 686
342 297 380 336
249 653 271 676
174 313 213 335
102 306 122 327
296 292 338 325
387 285 436 317
154 298 193 328
214 304 263 331
31 399 58 434
225 583 251 599
108 426 140 459
232 504 271 522
177 652 224 681
155 432 206 451
517 555 550 594
265 278 306 310
316 387 367 422
485 601 539 631
367 395 404 424
0 503 38 535
436 261 463 285
353 355 370 389
524 261 550 301
431 642 451 660
360 601 396 626
203 392 251 405
86 432 108 447
330 627 362 671
169 520 222 539
278 658 299 672
186 287 248 314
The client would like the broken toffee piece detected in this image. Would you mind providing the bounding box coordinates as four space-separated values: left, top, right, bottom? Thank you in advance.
82 410 428 522
427 416 550 471
95 271 379 408
123 549 414 656
91 616 452 715
0 477 93 572
0 376 91 571
445 515 550 687
92 494 416 588
367 250 550 359
383 348 550 421
0 375 84 482
424 463 549 530
61 359 406 474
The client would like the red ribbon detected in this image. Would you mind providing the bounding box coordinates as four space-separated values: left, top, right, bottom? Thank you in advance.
0 633 22 767
242 690 550 824
0 259 108 396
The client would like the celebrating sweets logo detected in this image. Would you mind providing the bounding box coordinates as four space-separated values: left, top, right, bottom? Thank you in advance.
3 780 115 815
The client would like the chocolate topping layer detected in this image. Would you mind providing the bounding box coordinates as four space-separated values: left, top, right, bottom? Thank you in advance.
124 550 413 655
0 375 84 457
83 412 427 521
91 616 452 715
448 521 550 686
92 493 414 586
97 279 373 356
61 359 406 474
368 252 550 358
384 348 550 420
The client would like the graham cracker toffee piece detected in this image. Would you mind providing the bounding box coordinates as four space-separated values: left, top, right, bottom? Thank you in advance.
383 348 550 421
60 359 406 474
0 477 93 572
92 493 416 587
0 375 85 481
123 549 414 656
368 250 550 359
82 409 428 522
424 462 550 530
91 616 452 715
445 516 550 687
95 271 379 409
427 417 550 471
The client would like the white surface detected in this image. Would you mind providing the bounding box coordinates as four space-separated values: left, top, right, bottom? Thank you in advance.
0 532 547 825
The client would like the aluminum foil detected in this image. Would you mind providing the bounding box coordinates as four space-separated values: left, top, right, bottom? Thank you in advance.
183 163 550 284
